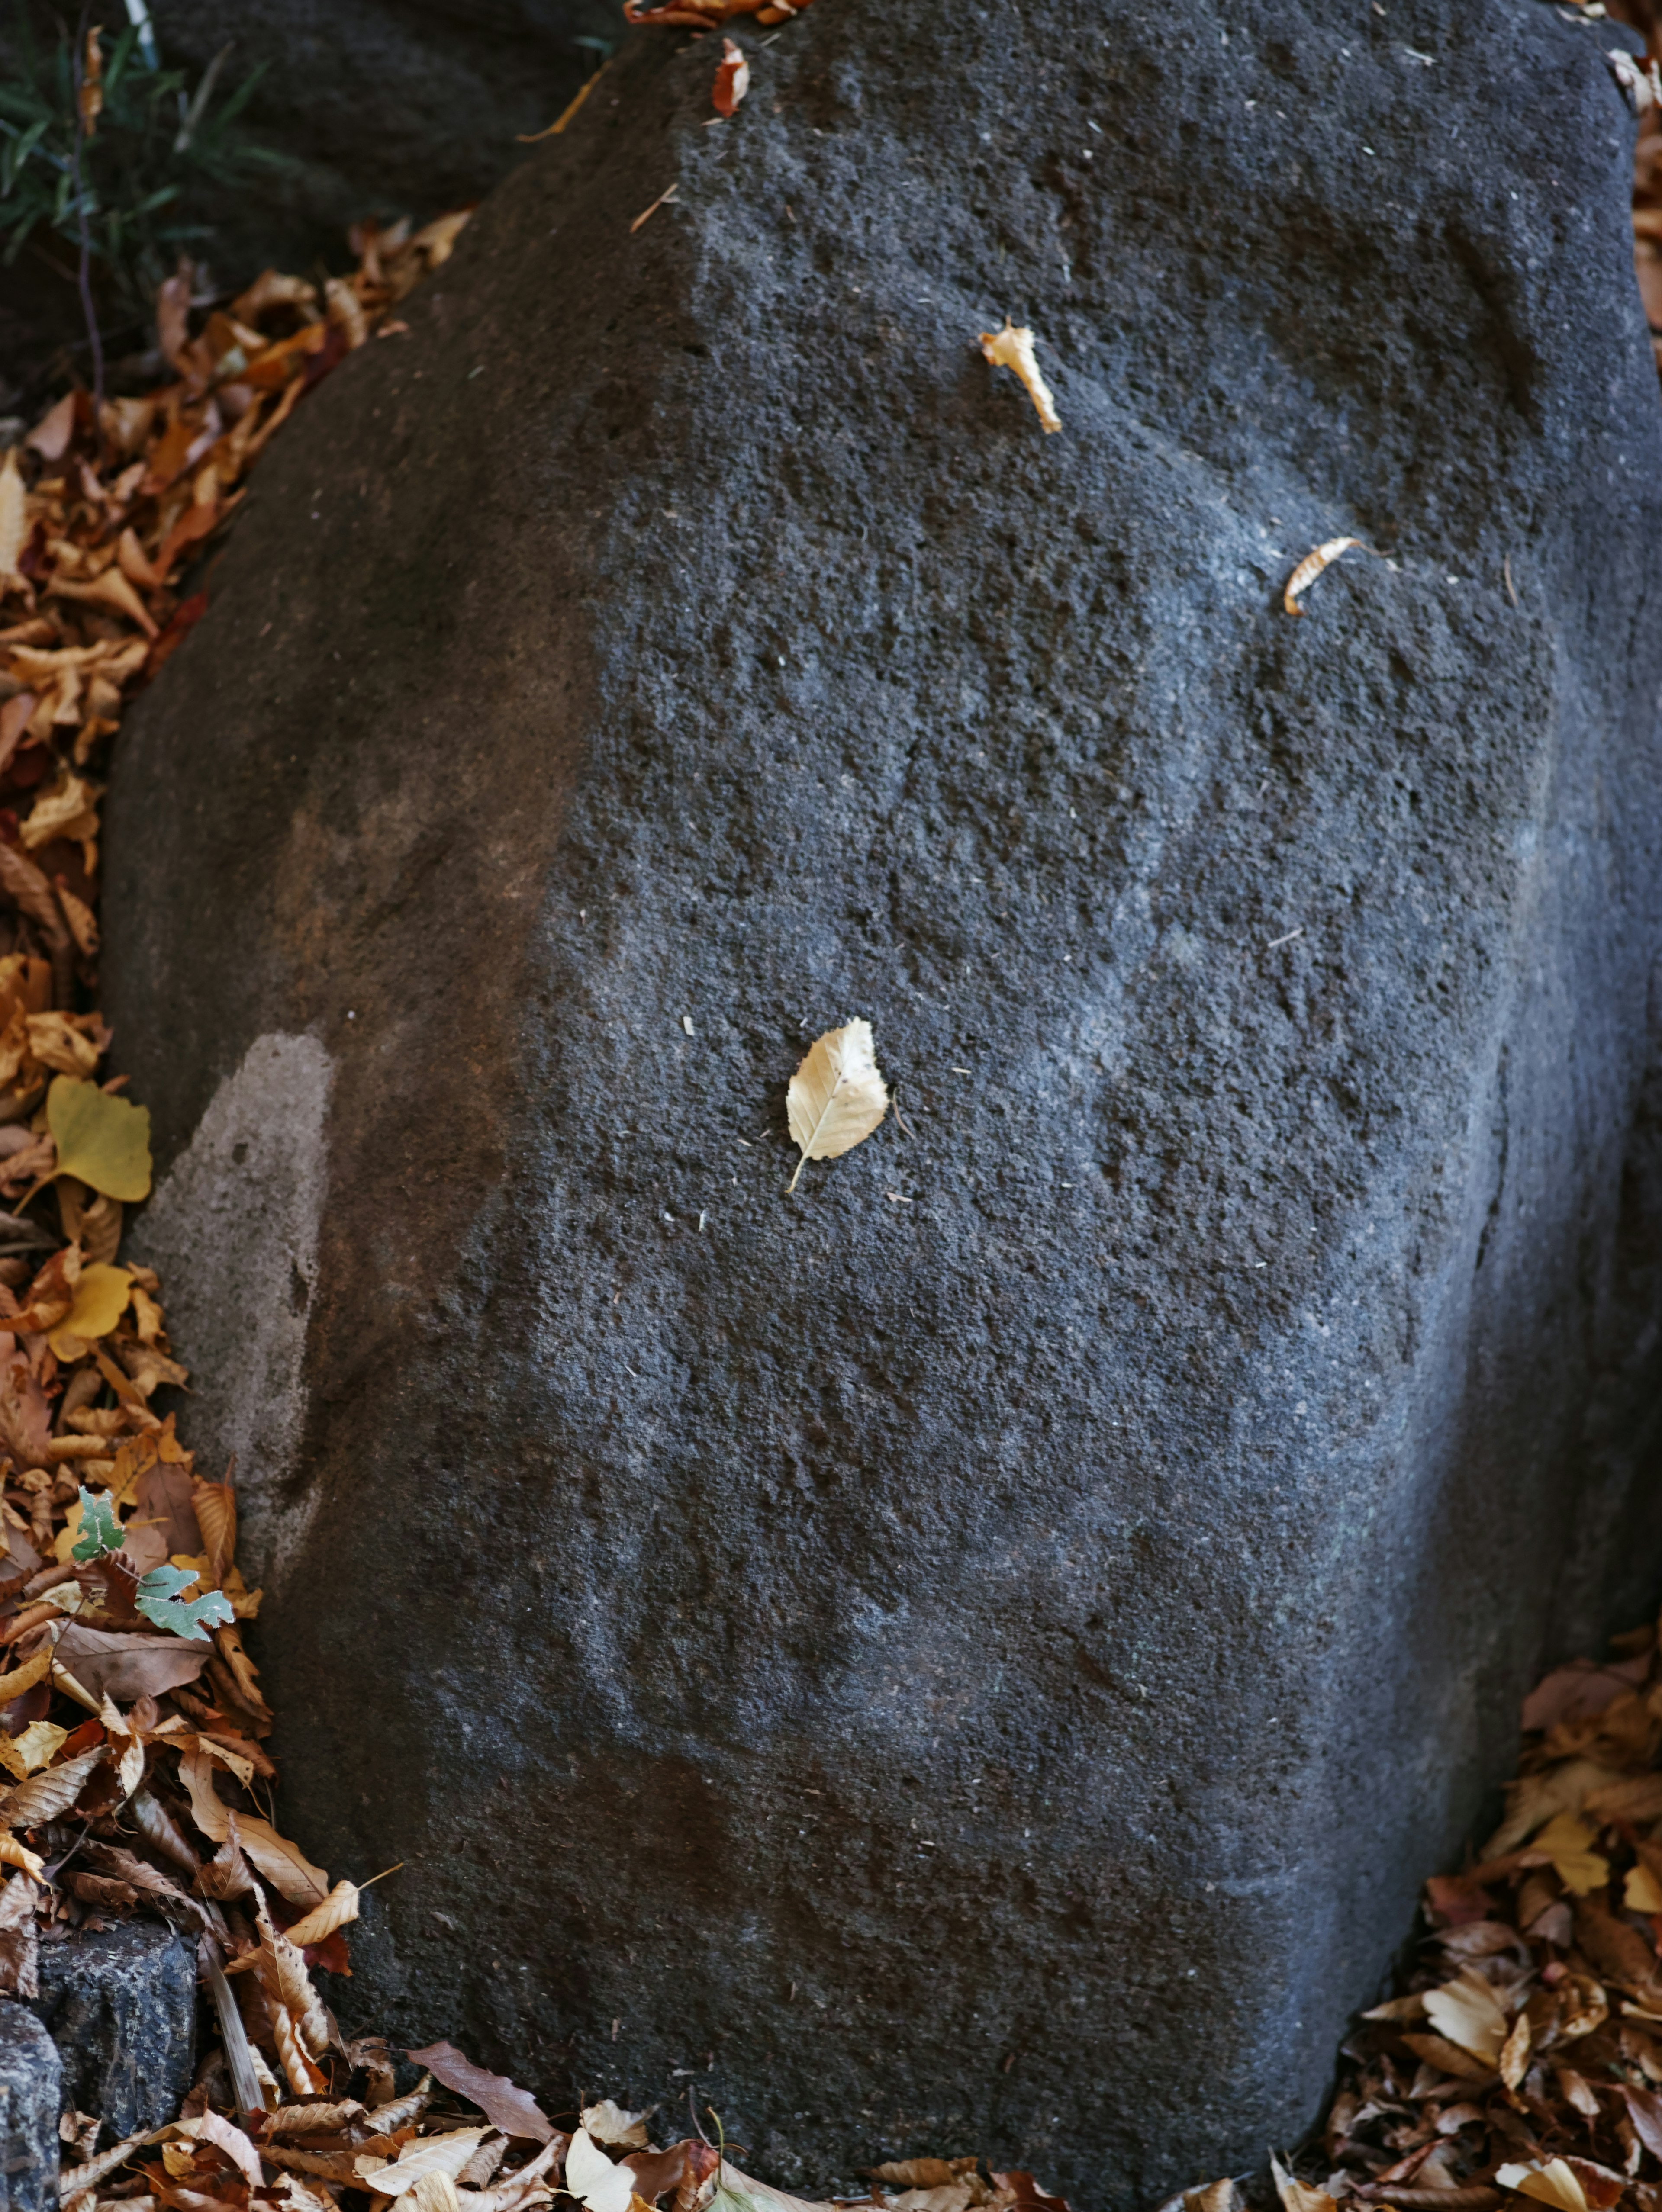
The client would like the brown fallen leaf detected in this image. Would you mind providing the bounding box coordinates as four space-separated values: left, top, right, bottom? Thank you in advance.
177 1741 329 1903
713 38 750 116
1422 1967 1508 2063
0 1871 37 1996
406 2041 559 2144
0 1739 104 1826
53 1621 211 1702
978 319 1061 433
786 1019 889 1192
1269 2159 1333 2212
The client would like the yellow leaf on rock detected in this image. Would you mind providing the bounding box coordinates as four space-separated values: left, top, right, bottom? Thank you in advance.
1536 1812 1610 1897
48 1262 131 1358
47 1076 151 1201
978 318 1061 433
786 1019 889 1193
283 1879 361 1948
1496 2163 1590 2212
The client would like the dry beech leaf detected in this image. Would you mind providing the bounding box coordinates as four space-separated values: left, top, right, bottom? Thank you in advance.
581 2102 650 2150
177 1741 330 1903
1536 1811 1610 1896
1269 2158 1334 2212
361 2129 490 2194
713 37 750 116
1500 2010 1532 2090
1496 2164 1590 2212
283 1876 360 1947
409 2040 555 2143
0 1740 104 1826
1423 1967 1508 2064
0 1835 43 1880
786 1019 889 1193
46 1076 152 1202
978 318 1061 433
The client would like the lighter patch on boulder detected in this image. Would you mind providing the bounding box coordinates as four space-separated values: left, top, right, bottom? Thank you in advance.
131 1032 332 1593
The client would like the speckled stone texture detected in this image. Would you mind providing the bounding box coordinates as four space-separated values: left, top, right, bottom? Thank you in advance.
0 2006 56 2211
26 1923 195 2140
104 0 1662 2202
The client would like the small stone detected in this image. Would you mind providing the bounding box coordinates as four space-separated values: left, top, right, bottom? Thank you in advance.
23 1922 194 2141
0 2003 58 2211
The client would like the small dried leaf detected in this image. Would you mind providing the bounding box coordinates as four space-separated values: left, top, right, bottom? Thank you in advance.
580 2103 650 2151
1496 2164 1589 2212
1536 1812 1610 1897
406 2041 554 2142
1283 537 1379 614
786 1019 888 1192
1500 2010 1532 2091
46 1077 152 1202
713 37 750 116
48 1265 131 1358
0 1740 104 1827
1423 1968 1508 2064
361 2130 490 2194
1269 2158 1334 2212
978 318 1061 433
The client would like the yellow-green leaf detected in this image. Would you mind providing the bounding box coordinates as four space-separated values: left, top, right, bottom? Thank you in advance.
48 1262 132 1357
47 1077 151 1202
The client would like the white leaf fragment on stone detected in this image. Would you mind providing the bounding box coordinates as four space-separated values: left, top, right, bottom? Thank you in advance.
1607 48 1662 113
786 1019 889 1193
0 450 24 579
977 318 1061 433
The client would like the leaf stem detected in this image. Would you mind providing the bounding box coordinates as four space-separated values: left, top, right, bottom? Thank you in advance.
70 9 104 409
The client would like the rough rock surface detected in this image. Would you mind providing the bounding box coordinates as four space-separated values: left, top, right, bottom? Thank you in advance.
0 2006 56 2212
25 1924 195 2140
148 0 621 275
105 1 1662 2200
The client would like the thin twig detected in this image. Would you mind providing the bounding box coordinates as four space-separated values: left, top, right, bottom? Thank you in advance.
69 8 104 408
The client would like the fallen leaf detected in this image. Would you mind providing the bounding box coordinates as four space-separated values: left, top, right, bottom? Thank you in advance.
1423 1967 1508 2064
580 2103 650 2151
713 38 750 116
0 1740 104 1826
786 1019 889 1192
1283 537 1378 615
1536 1812 1610 1897
1627 1861 1662 1914
48 1263 131 1357
70 1484 122 1560
53 1621 210 1701
1500 2010 1532 2090
0 1836 43 1879
10 1720 64 1775
46 1076 152 1201
0 1871 37 1996
177 2109 263 2189
283 1876 360 1946
361 2130 490 2194
1496 2164 1589 2212
1269 2158 1334 2212
978 318 1061 433
404 2042 554 2144
177 1742 329 1903
566 2128 637 2212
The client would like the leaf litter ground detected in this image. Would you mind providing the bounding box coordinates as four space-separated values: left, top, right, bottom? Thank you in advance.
3 16 1662 2212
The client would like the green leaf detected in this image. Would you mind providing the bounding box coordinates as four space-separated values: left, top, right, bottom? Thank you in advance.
47 1077 152 1202
71 1487 122 1562
134 1565 234 1643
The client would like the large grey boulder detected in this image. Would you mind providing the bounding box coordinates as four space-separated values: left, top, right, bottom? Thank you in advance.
104 1 1662 2201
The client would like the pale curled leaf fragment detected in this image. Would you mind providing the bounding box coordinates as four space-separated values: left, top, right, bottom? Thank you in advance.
978 318 1061 433
581 2102 649 2149
713 38 750 116
1282 537 1384 614
362 2130 491 2194
786 1019 889 1192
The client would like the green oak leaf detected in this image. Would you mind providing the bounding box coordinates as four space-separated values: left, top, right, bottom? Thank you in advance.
134 1563 234 1643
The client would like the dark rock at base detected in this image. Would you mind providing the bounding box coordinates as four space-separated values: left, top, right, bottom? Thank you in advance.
25 1923 195 2141
0 2006 57 2212
105 0 1662 2202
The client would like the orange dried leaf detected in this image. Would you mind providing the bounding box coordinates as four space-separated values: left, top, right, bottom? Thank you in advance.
1283 537 1377 614
713 38 750 116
